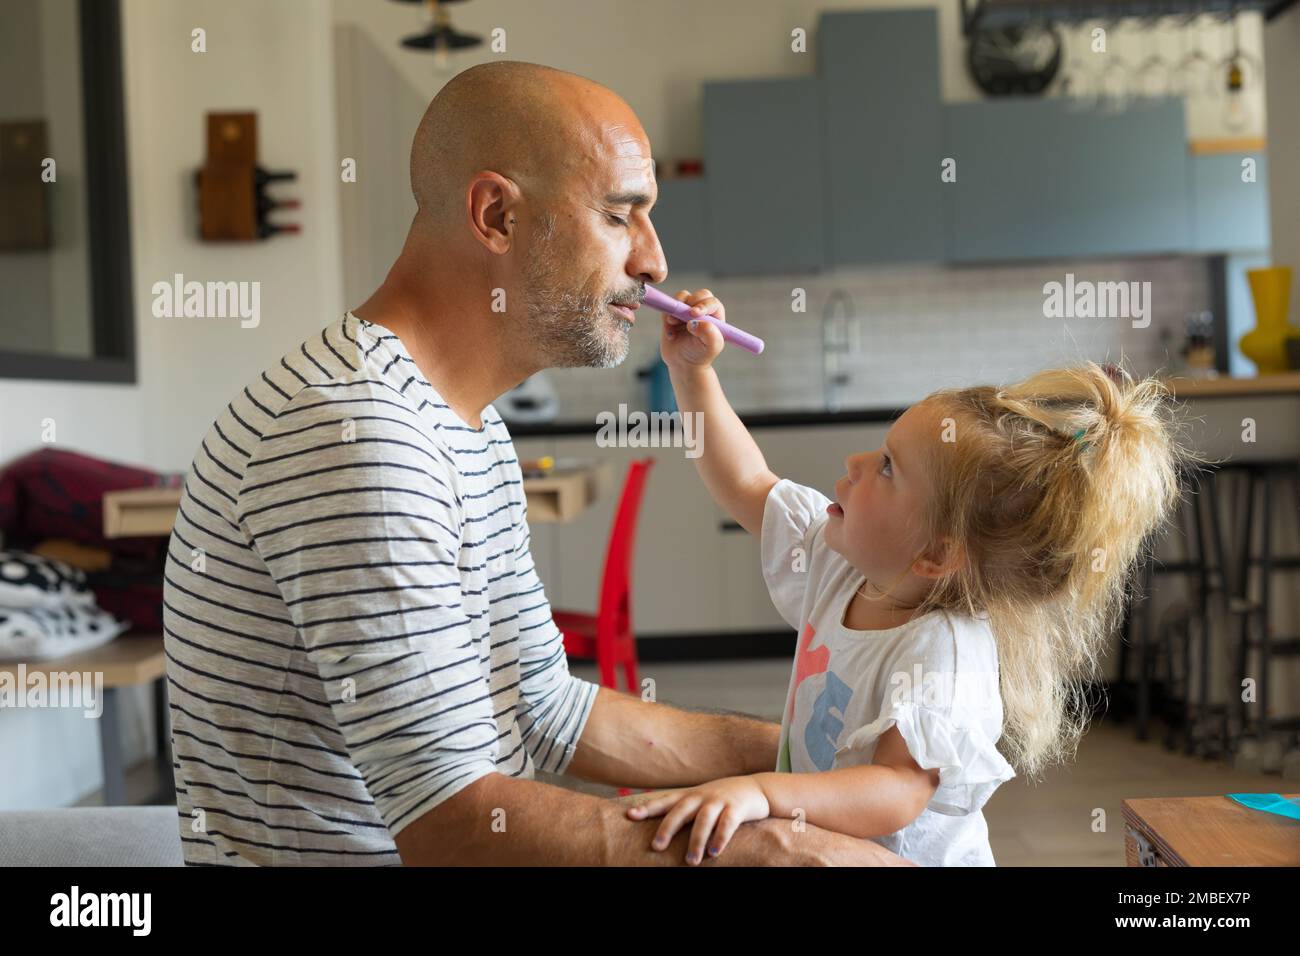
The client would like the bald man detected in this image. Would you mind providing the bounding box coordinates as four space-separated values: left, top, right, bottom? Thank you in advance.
162 61 908 866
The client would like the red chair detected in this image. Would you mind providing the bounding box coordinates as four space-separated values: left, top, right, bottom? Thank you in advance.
553 458 655 693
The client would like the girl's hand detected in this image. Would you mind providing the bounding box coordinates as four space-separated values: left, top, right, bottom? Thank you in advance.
658 288 727 371
625 775 771 864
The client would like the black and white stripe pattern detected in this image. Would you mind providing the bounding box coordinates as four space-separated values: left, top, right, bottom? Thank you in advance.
163 312 597 865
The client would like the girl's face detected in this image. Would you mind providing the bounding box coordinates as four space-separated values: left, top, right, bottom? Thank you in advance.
823 402 939 595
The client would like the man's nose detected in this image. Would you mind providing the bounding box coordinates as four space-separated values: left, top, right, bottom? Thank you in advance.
631 220 668 288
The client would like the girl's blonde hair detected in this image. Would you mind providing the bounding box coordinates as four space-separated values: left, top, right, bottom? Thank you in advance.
912 362 1195 777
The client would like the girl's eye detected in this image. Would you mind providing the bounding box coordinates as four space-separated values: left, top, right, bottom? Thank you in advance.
879 454 892 477
607 214 630 227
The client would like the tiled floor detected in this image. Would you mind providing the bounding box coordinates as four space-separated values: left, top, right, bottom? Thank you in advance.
93 657 1287 866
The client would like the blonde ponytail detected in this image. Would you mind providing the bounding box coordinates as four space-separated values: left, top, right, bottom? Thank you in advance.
915 363 1197 776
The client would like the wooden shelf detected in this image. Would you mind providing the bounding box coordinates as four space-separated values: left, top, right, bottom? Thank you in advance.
102 461 616 538
521 461 614 523
0 633 165 688
1162 371 1300 399
1189 137 1267 156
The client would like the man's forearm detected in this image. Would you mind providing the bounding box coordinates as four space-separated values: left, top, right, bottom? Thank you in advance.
564 686 779 788
394 771 906 866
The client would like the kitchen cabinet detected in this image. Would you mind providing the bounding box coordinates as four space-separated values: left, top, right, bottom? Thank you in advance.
702 76 826 276
945 97 1191 262
689 9 1265 273
651 177 711 275
517 433 723 635
719 423 890 632
539 436 728 634
1189 153 1270 252
818 8 946 266
515 424 888 637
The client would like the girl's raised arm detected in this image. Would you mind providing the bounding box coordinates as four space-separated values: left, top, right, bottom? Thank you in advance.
659 289 779 535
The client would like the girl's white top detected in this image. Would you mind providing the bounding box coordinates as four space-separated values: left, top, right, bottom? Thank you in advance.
763 479 1017 866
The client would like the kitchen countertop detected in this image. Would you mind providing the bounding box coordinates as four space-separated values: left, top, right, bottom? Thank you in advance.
506 374 1300 438
1162 371 1300 398
507 406 904 437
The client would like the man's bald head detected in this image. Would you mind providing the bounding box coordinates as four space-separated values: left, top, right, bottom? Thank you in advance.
394 61 665 375
410 60 641 232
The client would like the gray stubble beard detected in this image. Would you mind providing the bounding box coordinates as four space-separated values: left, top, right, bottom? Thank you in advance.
519 212 632 370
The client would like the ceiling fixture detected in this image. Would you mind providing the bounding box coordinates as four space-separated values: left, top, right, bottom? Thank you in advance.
389 0 482 71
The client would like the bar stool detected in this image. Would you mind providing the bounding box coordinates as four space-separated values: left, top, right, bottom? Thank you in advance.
1219 459 1300 772
1115 462 1230 753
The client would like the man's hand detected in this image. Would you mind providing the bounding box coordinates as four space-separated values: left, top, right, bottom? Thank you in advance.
626 777 771 865
396 772 915 865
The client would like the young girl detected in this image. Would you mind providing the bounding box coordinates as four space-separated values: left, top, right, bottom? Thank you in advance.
626 288 1188 866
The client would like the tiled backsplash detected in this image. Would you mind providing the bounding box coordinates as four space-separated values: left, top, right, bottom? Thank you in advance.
536 256 1213 419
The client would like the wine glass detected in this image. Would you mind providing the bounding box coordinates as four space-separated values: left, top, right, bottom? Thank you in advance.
1096 18 1132 114
1172 12 1215 99
1134 14 1173 98
1058 19 1100 111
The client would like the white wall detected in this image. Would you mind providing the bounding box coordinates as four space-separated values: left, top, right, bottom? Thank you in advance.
0 0 344 809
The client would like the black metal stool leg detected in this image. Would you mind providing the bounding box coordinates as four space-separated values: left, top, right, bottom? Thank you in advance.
1137 556 1155 742
1116 598 1133 719
1203 468 1233 757
1189 477 1212 756
1258 470 1274 754
1233 470 1257 746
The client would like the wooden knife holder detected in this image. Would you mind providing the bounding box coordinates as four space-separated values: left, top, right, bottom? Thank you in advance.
195 112 297 241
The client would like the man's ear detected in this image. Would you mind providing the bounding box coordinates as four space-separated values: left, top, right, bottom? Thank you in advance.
911 536 964 580
466 171 519 253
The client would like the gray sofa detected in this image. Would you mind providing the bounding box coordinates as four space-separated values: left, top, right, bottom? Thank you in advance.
0 806 184 866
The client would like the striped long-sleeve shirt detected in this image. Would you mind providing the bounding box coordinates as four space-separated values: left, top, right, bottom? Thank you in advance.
162 311 598 865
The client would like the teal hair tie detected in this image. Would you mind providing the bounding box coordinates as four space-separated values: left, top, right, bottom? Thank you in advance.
1072 428 1087 442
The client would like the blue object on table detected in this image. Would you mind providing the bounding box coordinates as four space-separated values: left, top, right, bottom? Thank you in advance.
1227 793 1300 821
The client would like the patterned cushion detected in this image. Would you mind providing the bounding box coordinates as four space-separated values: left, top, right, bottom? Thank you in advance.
0 549 95 610
0 549 127 661
0 603 128 662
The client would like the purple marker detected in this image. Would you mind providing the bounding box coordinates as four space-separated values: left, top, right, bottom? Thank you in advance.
642 285 765 355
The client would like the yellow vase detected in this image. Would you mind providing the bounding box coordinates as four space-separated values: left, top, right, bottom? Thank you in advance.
1240 266 1297 375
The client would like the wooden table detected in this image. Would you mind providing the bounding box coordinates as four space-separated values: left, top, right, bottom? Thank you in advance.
1123 794 1300 866
102 461 613 537
0 635 168 806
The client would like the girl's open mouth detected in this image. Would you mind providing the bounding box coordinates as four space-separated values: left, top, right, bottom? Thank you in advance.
827 502 843 518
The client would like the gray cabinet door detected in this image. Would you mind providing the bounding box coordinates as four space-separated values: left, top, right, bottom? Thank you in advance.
651 177 711 275
819 8 945 265
945 98 1191 262
703 77 826 275
1189 153 1270 252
